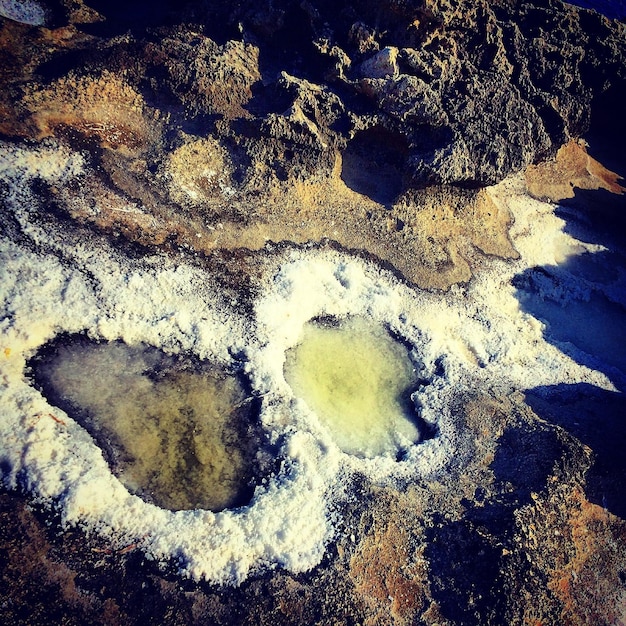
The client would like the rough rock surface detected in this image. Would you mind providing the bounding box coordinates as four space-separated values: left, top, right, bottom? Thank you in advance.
525 138 626 200
1 0 625 289
2 392 625 625
17 0 624 190
1 1 626 625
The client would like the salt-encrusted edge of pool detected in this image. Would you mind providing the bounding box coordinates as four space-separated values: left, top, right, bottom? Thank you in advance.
0 232 458 585
0 141 616 585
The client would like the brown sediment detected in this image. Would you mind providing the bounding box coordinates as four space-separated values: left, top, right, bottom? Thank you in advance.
349 490 429 625
548 490 626 625
53 137 518 290
525 139 625 202
22 71 156 154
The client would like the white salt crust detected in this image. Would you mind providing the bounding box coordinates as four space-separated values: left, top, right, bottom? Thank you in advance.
0 140 622 585
0 0 46 25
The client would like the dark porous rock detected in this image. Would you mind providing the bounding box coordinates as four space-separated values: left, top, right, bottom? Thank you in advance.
168 0 626 187
1 0 624 289
4 0 625 190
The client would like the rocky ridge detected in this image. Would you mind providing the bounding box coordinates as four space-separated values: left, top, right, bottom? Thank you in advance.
1 0 625 288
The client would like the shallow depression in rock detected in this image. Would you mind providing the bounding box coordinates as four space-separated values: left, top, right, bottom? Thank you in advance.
283 316 422 458
28 337 261 512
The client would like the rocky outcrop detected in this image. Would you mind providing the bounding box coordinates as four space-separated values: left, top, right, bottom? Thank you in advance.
4 1 626 187
243 0 626 187
2 1 621 292
134 1 626 187
1 0 624 290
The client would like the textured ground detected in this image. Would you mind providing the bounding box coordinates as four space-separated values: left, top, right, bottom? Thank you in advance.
1 1 626 624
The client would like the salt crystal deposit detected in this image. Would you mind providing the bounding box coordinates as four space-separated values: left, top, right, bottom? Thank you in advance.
1 139 621 586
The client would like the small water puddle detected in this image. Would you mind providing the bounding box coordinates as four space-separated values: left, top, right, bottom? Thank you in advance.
284 316 423 458
28 336 261 512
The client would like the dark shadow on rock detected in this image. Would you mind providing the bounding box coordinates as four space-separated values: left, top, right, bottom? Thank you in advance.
559 81 626 251
76 0 199 37
512 256 626 391
556 189 626 253
564 0 626 21
244 1 321 82
525 383 626 518
490 424 564 505
425 422 567 625
513 127 626 385
513 99 626 518
586 83 626 179
340 126 409 206
512 232 626 520
425 513 507 625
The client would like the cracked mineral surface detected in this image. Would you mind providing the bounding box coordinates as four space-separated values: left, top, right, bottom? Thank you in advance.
1 1 626 624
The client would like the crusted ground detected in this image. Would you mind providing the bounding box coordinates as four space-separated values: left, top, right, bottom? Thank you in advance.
1 1 626 624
